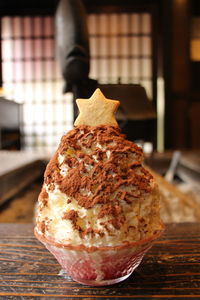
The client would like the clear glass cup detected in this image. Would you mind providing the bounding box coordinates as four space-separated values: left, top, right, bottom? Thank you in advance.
35 223 165 286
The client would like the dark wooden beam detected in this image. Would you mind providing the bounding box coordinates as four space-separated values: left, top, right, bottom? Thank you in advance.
164 0 190 149
83 0 159 13
0 0 58 16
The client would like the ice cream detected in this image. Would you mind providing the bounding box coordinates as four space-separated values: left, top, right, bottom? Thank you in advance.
34 89 164 285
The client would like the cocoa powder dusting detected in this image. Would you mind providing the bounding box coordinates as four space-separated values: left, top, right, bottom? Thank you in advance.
109 215 126 230
62 209 105 238
80 228 104 239
98 204 122 219
62 209 78 221
43 125 153 230
39 187 48 207
62 210 82 232
44 152 62 191
37 219 48 234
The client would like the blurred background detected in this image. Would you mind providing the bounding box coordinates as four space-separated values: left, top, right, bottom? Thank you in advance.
0 0 199 224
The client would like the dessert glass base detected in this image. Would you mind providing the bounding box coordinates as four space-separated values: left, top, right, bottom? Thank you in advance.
59 269 133 286
35 224 164 286
57 246 146 286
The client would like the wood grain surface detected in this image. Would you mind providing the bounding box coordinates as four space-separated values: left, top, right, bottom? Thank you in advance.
0 223 200 299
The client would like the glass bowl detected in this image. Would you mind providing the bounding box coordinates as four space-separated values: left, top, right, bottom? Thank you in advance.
35 223 165 286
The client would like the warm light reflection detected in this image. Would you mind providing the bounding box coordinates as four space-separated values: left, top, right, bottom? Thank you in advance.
191 17 200 61
157 77 165 152
191 40 200 61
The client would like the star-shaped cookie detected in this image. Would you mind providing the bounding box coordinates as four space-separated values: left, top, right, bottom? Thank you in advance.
74 88 120 127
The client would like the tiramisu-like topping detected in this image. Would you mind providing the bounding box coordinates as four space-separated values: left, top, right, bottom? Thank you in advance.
36 125 161 248
44 125 147 209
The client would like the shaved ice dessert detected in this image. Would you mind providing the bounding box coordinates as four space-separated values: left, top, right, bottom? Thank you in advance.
34 89 164 286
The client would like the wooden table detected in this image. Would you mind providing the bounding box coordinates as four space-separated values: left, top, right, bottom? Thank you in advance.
0 223 199 299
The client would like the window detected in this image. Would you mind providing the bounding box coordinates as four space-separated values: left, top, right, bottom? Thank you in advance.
1 12 154 151
88 13 153 99
1 16 73 152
